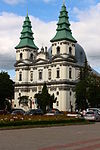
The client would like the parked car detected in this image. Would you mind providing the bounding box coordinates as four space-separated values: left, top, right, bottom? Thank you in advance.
25 109 43 115
10 108 25 113
84 111 100 121
0 110 10 115
45 109 63 116
86 108 100 115
11 109 25 115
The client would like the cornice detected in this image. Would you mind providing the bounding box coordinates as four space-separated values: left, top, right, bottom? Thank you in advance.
15 79 77 87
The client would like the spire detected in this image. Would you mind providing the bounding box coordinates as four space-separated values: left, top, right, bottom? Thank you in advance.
63 0 65 5
27 8 28 17
50 3 77 43
15 13 38 49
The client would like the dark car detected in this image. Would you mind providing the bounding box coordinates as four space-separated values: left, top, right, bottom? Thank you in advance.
25 109 43 115
0 110 10 115
11 109 25 115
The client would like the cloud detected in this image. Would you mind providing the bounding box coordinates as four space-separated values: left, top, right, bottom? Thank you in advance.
0 2 100 74
30 16 56 48
0 54 15 70
0 12 56 70
2 0 25 5
2 0 55 5
71 3 100 70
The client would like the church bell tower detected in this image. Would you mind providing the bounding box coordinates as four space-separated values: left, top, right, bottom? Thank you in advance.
14 13 38 108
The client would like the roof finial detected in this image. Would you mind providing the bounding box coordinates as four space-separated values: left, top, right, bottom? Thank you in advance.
63 0 65 5
27 7 28 16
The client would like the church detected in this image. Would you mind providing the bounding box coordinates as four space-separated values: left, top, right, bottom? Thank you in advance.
14 2 86 111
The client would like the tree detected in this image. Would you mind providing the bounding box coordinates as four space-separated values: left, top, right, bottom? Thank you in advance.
34 83 57 113
87 74 100 107
75 59 90 111
75 58 100 110
49 93 57 109
18 96 29 106
0 71 14 110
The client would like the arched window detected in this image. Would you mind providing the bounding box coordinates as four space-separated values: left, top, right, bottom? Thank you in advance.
57 91 59 95
69 47 72 55
48 69 51 80
19 72 22 81
69 68 72 79
30 71 33 81
70 91 72 96
57 68 60 78
56 101 59 106
57 46 60 55
30 53 33 60
39 70 43 80
20 53 23 60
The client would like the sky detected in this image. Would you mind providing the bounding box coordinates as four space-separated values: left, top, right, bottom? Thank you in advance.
0 0 100 80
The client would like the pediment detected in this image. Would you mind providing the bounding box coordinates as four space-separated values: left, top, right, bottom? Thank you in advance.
14 60 31 67
52 55 65 61
67 56 77 62
35 58 49 64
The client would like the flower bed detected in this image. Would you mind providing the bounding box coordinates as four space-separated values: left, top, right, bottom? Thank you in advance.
0 114 89 128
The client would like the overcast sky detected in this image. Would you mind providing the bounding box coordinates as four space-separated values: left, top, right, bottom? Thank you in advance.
0 0 100 79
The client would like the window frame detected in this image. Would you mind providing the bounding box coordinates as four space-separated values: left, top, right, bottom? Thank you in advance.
69 68 72 79
20 53 23 60
19 72 22 81
56 68 60 78
56 46 60 55
39 70 43 80
69 47 72 55
48 69 51 80
30 53 33 60
30 71 33 81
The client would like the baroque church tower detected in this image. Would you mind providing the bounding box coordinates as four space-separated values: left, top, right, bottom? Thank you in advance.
14 3 85 111
14 13 38 108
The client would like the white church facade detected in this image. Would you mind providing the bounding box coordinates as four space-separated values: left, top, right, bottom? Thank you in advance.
14 3 86 111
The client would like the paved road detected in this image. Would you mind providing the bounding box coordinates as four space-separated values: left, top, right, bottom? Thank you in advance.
0 123 100 150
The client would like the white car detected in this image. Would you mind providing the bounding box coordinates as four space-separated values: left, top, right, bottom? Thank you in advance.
45 109 63 116
84 111 100 121
86 108 100 114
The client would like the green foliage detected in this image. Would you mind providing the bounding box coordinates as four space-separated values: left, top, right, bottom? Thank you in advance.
18 96 29 106
75 59 90 110
0 71 14 110
75 59 100 110
34 83 57 113
87 75 100 107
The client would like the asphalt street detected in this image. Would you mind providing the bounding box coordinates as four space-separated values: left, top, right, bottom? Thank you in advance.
0 123 100 150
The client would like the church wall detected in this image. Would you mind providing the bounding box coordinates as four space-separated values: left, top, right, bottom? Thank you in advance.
60 65 67 79
59 90 67 111
36 53 46 60
16 48 36 61
33 68 38 82
23 69 29 82
14 59 78 111
15 70 19 82
75 68 80 80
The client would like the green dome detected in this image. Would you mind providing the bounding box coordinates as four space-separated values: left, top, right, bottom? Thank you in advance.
15 14 38 50
51 4 76 43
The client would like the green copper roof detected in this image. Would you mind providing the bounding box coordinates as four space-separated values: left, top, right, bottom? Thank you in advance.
51 4 77 43
15 14 38 49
